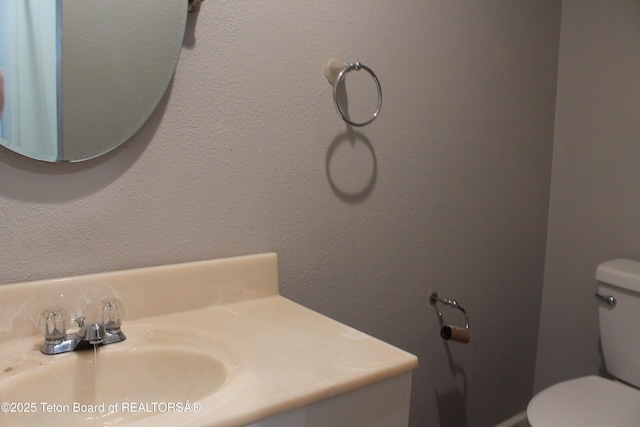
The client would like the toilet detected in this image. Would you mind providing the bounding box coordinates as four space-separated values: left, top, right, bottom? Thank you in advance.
527 259 640 427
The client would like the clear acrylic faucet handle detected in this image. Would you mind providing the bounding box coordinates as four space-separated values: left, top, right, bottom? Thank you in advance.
101 297 125 331
38 306 69 341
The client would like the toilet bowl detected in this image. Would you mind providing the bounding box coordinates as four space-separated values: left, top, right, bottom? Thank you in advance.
527 376 640 426
527 259 640 426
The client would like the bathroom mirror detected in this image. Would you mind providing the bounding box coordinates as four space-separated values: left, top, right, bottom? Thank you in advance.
0 0 187 162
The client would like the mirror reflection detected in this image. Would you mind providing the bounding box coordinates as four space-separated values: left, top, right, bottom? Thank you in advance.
0 0 187 162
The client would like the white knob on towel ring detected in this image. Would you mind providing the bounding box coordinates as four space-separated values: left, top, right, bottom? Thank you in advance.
324 56 347 85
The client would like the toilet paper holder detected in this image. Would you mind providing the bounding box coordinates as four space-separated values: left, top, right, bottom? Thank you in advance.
430 292 470 343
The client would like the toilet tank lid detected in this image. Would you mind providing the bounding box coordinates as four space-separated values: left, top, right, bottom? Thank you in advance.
596 259 640 292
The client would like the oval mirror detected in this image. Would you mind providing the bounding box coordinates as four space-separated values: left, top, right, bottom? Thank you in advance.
0 0 187 162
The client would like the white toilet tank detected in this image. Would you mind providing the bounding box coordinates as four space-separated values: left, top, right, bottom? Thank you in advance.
595 259 640 388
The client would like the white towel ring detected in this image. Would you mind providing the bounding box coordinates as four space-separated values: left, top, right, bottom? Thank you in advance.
328 59 382 127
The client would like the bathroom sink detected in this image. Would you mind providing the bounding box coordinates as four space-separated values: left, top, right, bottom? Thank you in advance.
0 326 239 426
0 253 417 427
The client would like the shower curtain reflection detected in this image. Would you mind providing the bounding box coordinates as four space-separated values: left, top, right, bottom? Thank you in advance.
0 0 59 160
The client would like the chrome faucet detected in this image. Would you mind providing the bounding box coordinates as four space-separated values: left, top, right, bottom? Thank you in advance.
39 298 126 355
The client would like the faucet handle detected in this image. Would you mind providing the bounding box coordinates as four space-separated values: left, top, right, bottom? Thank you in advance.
101 297 125 331
38 306 69 341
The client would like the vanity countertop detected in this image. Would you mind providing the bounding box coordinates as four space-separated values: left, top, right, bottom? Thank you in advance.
0 253 418 427
136 295 417 426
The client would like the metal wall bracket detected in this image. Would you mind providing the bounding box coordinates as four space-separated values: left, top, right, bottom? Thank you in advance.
188 0 204 13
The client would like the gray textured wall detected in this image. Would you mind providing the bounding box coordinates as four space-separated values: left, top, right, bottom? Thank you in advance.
0 2 561 426
535 0 640 393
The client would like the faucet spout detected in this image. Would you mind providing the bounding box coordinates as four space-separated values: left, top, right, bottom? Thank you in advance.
84 322 106 345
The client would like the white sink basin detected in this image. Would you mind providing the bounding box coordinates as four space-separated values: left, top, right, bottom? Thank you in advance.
0 326 239 426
